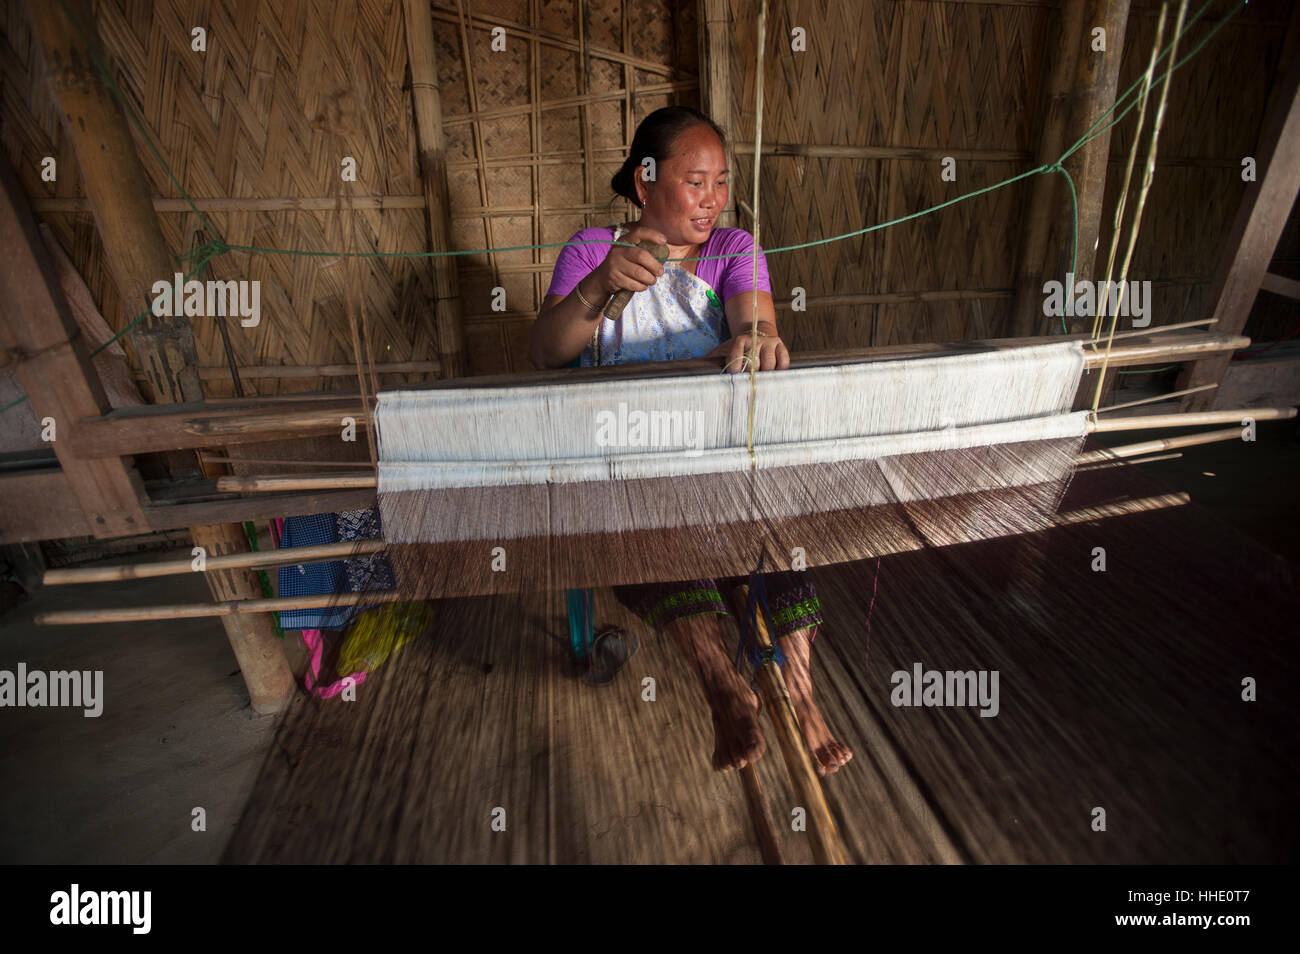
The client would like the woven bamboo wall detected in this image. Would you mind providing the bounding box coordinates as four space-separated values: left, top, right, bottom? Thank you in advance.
722 0 1296 351
429 0 698 374
0 0 1293 397
1 0 439 398
724 0 1055 350
1097 0 1297 343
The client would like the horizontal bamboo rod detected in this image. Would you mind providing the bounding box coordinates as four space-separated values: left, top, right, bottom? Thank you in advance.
35 589 405 625
733 141 1030 162
1075 426 1246 464
1095 383 1216 413
1050 492 1190 526
193 362 440 380
34 195 426 213
1085 318 1216 343
217 473 378 492
43 539 387 585
199 456 376 468
1088 406 1295 432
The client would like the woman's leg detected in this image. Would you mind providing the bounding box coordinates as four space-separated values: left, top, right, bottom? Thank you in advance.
760 574 853 776
613 580 764 771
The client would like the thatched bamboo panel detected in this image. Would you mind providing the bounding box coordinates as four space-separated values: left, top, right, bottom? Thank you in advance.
1093 0 1295 344
428 0 697 374
723 0 1295 353
2 0 440 398
0 0 1292 398
725 0 1055 351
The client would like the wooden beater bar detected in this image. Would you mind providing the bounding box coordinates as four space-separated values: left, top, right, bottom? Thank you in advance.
729 584 848 865
211 405 1296 494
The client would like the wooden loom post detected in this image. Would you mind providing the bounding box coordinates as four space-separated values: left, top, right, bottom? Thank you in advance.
1028 0 1133 340
26 0 293 713
1175 11 1300 412
730 584 848 865
1010 0 1089 337
696 0 738 228
0 156 148 537
403 0 466 379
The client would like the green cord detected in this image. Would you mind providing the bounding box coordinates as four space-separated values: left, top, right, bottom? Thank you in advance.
243 520 284 640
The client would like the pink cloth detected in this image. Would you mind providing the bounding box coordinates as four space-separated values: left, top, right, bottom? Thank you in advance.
545 226 771 303
298 629 369 699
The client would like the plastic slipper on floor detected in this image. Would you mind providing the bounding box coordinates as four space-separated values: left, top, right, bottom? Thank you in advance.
582 625 640 686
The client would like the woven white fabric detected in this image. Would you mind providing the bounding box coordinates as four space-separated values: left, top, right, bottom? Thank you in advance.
375 341 1087 492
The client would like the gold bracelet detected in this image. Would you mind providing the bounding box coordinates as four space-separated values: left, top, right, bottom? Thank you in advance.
574 281 606 314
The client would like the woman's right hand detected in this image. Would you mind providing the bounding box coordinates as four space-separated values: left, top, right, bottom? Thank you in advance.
590 225 668 296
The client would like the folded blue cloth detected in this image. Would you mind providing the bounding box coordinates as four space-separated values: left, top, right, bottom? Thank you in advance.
277 511 393 630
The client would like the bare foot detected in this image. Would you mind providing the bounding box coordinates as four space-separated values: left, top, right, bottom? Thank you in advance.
778 627 853 776
706 678 765 772
664 615 766 772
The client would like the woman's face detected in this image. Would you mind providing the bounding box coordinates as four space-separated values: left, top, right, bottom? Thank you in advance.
635 124 728 247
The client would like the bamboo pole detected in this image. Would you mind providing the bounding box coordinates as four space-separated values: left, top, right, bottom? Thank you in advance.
187 362 441 381
1074 426 1247 464
35 590 406 626
34 195 427 213
1054 0 1133 336
1011 0 1088 337
216 473 379 492
1094 383 1215 413
698 0 738 228
199 456 376 468
1085 318 1215 343
403 0 466 379
1088 406 1295 432
729 584 848 866
738 765 784 865
43 540 388 585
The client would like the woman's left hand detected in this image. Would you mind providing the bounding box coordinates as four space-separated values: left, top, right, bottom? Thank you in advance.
706 332 790 373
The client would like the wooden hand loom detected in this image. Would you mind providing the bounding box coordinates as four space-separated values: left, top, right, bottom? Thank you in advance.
35 325 1296 614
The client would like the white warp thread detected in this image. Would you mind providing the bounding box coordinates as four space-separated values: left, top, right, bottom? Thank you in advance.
376 341 1087 492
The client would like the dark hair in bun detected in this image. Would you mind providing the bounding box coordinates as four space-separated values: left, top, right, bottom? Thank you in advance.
610 106 726 208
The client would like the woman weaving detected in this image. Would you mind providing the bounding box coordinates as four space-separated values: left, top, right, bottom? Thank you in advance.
531 107 851 776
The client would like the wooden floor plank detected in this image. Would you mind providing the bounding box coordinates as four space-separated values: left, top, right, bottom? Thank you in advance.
225 463 1299 864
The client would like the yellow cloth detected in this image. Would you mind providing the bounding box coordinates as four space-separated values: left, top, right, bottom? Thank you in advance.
337 601 435 675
